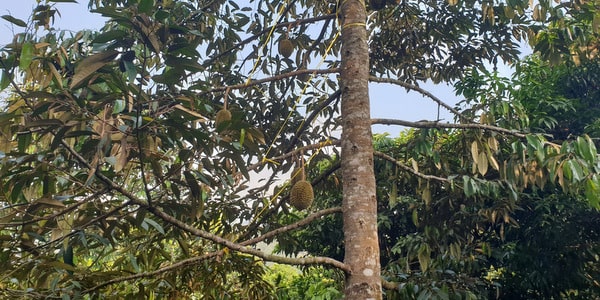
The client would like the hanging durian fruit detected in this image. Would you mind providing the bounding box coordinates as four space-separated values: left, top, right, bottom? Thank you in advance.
278 38 294 58
290 180 314 210
289 155 313 210
215 88 232 128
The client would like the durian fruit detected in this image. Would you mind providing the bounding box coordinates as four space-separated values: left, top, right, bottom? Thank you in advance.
278 39 294 58
289 180 314 210
215 108 232 128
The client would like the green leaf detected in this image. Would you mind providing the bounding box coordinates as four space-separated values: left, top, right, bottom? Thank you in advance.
1 15 27 27
142 218 165 234
585 176 600 209
164 56 203 72
19 42 34 70
563 160 584 182
575 135 596 165
0 70 10 90
417 244 430 273
139 0 155 14
92 30 128 44
113 99 126 114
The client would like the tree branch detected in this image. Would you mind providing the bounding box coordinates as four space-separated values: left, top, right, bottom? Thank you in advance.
83 251 222 294
371 119 527 138
59 140 350 275
373 151 449 182
249 138 340 172
0 189 107 227
83 207 344 294
369 76 466 121
204 14 336 67
242 206 342 246
145 205 350 272
199 68 340 96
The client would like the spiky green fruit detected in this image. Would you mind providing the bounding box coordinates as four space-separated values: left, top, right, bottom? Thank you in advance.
215 108 232 127
278 39 294 58
289 180 314 210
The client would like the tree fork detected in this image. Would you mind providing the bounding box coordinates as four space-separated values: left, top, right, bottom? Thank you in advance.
339 0 382 299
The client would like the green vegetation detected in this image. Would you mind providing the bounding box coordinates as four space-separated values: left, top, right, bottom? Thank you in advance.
0 0 599 298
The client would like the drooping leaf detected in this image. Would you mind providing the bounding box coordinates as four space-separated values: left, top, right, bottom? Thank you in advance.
1 15 27 27
70 50 119 89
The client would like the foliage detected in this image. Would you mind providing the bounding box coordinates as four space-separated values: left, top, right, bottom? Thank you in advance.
281 57 600 298
494 192 600 299
512 56 600 140
264 264 344 300
0 0 598 298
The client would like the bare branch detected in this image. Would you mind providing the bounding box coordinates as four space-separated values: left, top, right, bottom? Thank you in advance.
369 76 466 121
371 119 527 138
373 151 449 182
199 68 340 96
242 207 342 246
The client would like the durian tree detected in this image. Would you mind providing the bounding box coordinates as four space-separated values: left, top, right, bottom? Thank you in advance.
280 61 600 297
0 0 598 299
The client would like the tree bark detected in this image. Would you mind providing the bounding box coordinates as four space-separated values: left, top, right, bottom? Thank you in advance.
339 0 382 299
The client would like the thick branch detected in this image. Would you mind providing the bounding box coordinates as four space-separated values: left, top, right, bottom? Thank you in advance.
146 205 350 272
83 206 343 293
60 140 350 274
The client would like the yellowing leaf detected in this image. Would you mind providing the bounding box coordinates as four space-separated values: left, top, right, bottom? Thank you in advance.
477 151 488 176
173 104 207 121
470 141 479 163
70 50 119 89
35 197 66 208
410 158 419 173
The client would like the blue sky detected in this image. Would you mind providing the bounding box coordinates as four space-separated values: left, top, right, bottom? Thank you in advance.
0 1 471 136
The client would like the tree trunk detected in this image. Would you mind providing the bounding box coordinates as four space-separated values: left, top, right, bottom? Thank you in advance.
339 0 382 299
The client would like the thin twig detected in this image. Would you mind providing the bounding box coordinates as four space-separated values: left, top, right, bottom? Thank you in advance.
369 76 466 121
371 119 527 138
373 151 449 182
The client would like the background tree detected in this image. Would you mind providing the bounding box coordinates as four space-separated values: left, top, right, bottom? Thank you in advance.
0 0 599 299
281 56 600 298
